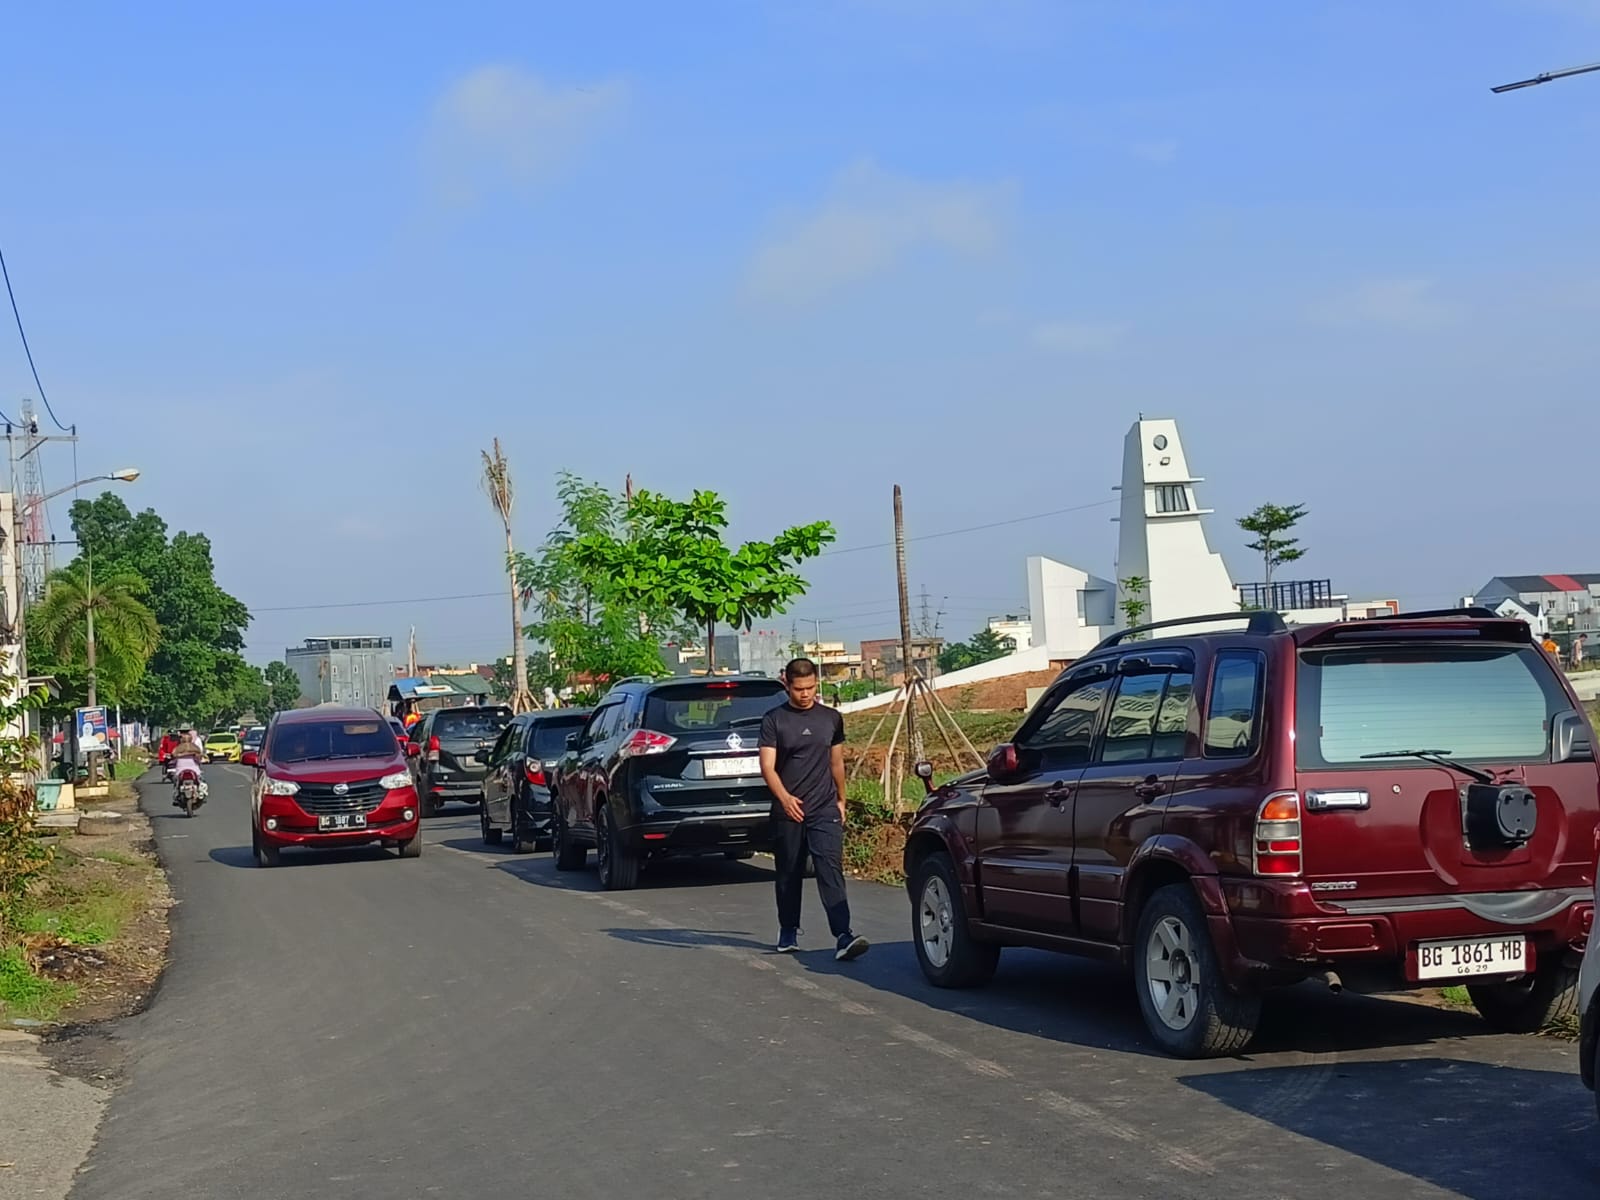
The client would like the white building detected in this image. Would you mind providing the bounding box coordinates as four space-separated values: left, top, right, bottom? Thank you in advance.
985 615 1033 653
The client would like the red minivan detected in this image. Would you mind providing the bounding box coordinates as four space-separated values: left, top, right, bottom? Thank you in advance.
246 706 423 867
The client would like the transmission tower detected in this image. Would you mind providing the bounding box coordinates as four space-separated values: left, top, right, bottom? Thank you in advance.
17 400 50 603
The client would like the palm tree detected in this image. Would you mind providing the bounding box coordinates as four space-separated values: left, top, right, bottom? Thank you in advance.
30 567 160 708
482 439 534 712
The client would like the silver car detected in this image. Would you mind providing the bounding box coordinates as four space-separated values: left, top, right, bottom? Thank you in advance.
1581 833 1600 1119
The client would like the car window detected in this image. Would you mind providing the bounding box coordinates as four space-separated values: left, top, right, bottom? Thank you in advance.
430 708 513 740
1296 645 1562 767
269 719 398 763
530 715 590 759
1018 675 1113 766
1203 652 1265 757
586 704 621 746
1150 673 1193 760
485 723 518 766
1099 674 1169 763
642 682 785 734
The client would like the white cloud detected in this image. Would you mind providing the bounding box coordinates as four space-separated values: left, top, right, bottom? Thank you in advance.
1310 278 1459 329
425 65 627 204
1031 320 1130 353
746 160 1013 303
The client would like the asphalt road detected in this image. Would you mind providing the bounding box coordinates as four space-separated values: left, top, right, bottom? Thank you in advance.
66 768 1599 1200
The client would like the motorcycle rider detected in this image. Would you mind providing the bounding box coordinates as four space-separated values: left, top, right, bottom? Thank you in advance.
170 725 209 805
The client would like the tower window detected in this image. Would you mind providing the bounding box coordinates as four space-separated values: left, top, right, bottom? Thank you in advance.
1154 485 1189 514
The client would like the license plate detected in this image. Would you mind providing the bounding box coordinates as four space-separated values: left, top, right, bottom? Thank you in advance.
1416 935 1527 980
704 755 760 779
317 813 368 831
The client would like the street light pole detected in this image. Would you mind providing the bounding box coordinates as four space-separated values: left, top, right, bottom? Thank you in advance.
1492 61 1600 93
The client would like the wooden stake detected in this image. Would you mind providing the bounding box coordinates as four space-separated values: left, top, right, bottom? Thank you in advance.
893 485 918 758
880 684 910 800
848 700 894 783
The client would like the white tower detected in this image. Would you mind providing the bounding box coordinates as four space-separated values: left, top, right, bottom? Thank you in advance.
1115 418 1237 627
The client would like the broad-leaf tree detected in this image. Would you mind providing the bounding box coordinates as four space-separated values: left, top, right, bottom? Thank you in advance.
508 472 682 700
937 626 1015 674
1237 503 1309 590
262 661 302 718
571 488 834 672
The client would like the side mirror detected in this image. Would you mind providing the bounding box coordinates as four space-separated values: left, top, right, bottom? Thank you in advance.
565 732 579 750
985 743 1019 779
240 750 258 768
913 759 935 795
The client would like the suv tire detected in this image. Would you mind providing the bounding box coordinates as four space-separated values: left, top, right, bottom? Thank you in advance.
254 830 281 869
396 831 422 859
480 808 503 846
1467 959 1580 1034
551 803 586 871
1133 883 1260 1058
595 803 640 891
910 852 999 988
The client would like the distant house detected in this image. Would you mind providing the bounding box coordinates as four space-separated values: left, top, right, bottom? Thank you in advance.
860 636 944 687
1471 575 1600 637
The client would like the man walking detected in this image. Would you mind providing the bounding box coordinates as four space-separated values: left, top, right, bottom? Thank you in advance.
759 658 869 961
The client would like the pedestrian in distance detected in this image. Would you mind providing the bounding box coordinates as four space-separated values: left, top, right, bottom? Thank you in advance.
759 657 870 962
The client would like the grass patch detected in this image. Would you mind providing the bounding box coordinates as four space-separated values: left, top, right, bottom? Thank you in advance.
1439 985 1472 1007
20 861 147 947
0 945 77 1021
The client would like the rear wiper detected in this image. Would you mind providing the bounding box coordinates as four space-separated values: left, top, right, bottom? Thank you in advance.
1360 749 1495 784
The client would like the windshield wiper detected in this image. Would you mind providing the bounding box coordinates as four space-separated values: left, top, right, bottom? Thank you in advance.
1360 748 1495 784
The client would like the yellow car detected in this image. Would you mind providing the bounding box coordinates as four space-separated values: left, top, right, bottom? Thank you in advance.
204 732 242 763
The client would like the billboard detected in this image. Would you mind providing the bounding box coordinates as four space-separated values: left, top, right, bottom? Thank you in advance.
75 706 110 754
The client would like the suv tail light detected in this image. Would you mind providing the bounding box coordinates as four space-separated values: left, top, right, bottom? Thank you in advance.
427 735 441 762
524 763 547 786
618 729 677 759
1253 791 1302 877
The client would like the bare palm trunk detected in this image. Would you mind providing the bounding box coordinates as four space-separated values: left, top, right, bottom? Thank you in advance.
507 525 531 707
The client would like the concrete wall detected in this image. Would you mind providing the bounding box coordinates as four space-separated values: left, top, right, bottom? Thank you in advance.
837 644 1058 713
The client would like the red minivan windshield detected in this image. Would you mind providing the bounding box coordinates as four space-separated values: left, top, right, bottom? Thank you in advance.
271 720 399 763
1296 645 1566 769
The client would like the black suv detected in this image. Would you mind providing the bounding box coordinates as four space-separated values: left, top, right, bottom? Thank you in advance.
549 676 785 889
414 705 514 816
479 708 592 853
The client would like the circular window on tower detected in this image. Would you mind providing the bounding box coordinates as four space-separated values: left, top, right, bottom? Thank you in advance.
1152 434 1169 451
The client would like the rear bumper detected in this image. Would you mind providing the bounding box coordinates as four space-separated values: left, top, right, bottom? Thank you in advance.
1215 878 1592 987
630 809 774 855
423 777 484 799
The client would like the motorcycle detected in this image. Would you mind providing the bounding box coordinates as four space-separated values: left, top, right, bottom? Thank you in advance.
172 765 207 817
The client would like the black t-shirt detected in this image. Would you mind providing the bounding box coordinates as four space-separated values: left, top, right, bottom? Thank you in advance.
759 702 845 817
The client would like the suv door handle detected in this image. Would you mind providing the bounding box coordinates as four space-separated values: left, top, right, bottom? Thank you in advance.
1043 781 1073 807
1133 777 1165 800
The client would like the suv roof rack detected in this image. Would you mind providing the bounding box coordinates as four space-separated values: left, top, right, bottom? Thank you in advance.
1093 610 1287 652
1381 606 1499 621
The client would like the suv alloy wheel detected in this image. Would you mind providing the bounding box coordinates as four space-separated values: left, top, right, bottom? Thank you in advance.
551 802 586 871
910 853 999 988
1133 883 1260 1058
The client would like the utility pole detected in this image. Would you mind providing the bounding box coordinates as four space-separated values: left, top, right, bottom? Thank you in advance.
893 485 917 757
408 626 418 677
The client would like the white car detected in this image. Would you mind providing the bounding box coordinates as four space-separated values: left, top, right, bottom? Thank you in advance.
1581 833 1600 1119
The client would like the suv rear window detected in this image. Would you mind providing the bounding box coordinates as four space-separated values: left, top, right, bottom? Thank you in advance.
271 720 398 763
530 716 588 758
644 682 785 733
431 708 512 740
1296 645 1564 767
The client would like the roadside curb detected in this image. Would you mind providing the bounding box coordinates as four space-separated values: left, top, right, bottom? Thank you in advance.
0 1029 108 1199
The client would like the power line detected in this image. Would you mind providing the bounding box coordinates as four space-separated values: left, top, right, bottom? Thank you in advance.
247 495 1118 615
0 246 71 431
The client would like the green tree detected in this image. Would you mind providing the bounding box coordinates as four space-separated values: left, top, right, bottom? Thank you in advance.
508 473 680 699
28 568 160 708
938 626 1015 674
1237 503 1309 590
0 667 53 940
262 661 301 718
570 488 834 672
1119 575 1149 635
63 494 253 727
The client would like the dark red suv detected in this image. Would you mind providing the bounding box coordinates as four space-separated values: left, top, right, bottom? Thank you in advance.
247 706 423 867
904 609 1599 1057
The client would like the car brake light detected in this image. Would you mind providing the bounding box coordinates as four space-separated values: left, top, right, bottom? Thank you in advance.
427 735 441 762
705 682 737 689
524 763 546 786
618 729 677 758
1253 791 1302 877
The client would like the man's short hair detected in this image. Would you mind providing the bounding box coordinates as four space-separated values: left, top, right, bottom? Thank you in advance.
784 657 819 681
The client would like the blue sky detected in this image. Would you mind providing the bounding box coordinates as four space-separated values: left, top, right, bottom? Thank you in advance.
3 0 1598 665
